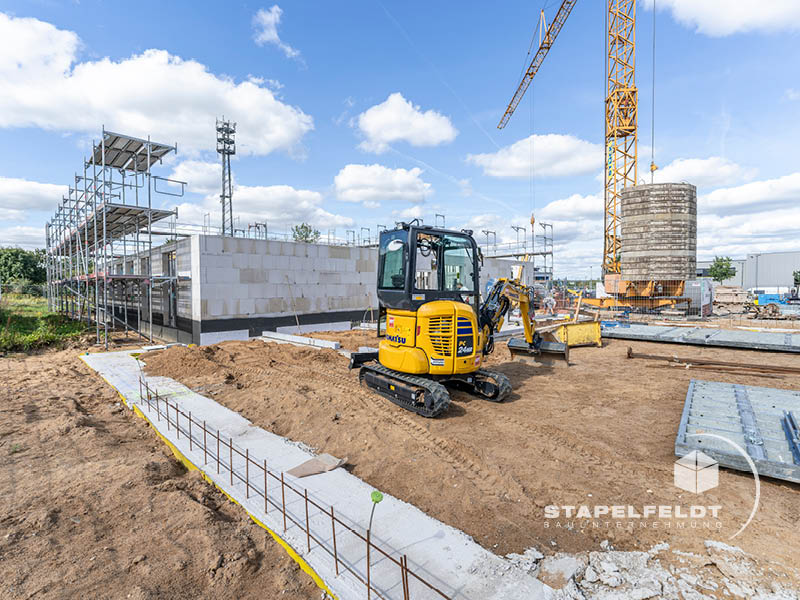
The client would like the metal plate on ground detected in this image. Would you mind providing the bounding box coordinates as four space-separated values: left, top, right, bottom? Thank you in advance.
602 323 800 353
676 380 800 483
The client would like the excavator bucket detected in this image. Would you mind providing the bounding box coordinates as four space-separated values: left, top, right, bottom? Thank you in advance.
507 337 570 365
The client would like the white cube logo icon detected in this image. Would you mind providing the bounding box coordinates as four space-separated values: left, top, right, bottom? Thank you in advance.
674 451 718 494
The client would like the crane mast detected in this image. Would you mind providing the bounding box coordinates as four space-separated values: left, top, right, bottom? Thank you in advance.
604 0 637 274
497 0 638 276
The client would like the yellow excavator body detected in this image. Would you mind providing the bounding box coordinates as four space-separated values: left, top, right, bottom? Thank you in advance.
380 302 483 377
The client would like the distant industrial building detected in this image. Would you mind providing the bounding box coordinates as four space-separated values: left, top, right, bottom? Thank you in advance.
697 251 800 290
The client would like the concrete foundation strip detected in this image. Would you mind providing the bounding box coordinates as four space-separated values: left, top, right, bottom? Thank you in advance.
261 330 341 349
79 349 551 600
122 361 435 598
137 380 436 599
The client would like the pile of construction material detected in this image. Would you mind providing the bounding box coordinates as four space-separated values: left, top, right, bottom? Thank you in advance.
713 285 749 314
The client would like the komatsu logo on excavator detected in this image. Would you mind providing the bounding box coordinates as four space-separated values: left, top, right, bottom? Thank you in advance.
386 334 406 344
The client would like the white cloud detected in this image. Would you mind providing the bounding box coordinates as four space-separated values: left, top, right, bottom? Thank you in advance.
0 176 67 221
334 164 432 207
169 160 221 195
0 225 45 249
449 211 602 278
697 207 800 260
356 93 458 154
0 12 313 156
392 206 425 222
652 156 756 188
652 0 800 36
252 6 301 60
467 134 602 178
461 213 518 243
700 172 800 216
177 184 352 230
785 88 800 101
538 193 603 221
457 178 473 197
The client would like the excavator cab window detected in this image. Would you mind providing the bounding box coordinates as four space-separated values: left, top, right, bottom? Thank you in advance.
412 232 477 294
443 235 475 292
378 230 407 289
414 233 439 290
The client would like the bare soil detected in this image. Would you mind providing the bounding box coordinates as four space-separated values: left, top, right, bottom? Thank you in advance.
142 334 800 581
0 345 323 600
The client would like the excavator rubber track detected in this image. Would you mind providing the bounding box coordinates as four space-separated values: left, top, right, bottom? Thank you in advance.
472 369 512 402
359 363 451 418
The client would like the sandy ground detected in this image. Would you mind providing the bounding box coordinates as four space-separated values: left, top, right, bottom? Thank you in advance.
142 333 800 584
0 344 323 600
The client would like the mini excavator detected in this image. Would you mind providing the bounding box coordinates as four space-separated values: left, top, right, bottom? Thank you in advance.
349 222 568 417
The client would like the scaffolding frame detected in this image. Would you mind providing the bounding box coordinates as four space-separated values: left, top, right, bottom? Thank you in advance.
45 129 185 349
534 221 554 285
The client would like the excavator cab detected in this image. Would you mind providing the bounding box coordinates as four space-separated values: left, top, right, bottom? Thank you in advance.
376 224 480 315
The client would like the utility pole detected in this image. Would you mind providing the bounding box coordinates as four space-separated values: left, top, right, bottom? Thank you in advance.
511 225 526 250
481 229 496 252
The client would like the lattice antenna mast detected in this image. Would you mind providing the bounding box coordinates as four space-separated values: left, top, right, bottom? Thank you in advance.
604 0 637 274
216 118 236 237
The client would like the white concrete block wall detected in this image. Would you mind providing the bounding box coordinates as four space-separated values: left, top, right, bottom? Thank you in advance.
190 236 202 321
194 235 378 321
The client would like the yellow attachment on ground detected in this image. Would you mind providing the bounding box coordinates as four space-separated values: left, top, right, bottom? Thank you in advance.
548 320 602 348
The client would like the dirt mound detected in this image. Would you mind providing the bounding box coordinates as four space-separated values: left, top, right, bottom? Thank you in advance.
141 345 225 379
143 340 342 384
1 347 323 599
144 335 800 584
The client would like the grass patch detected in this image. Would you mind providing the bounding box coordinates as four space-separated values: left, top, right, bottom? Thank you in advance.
0 294 87 352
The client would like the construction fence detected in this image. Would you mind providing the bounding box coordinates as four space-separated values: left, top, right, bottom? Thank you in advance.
137 375 451 600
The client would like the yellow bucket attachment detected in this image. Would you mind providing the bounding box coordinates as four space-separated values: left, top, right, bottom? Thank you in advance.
507 337 570 365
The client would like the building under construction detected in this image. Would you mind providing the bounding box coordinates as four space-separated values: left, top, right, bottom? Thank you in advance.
44 129 186 348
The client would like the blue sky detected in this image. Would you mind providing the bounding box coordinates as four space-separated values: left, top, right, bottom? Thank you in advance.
1 1 799 277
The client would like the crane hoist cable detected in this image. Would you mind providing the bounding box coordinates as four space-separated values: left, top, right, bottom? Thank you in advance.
650 0 658 183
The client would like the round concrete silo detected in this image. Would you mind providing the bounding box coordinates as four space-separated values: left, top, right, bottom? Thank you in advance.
620 183 697 281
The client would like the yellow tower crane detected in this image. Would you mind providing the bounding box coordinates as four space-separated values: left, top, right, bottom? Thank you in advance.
498 0 637 276
499 1 688 310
